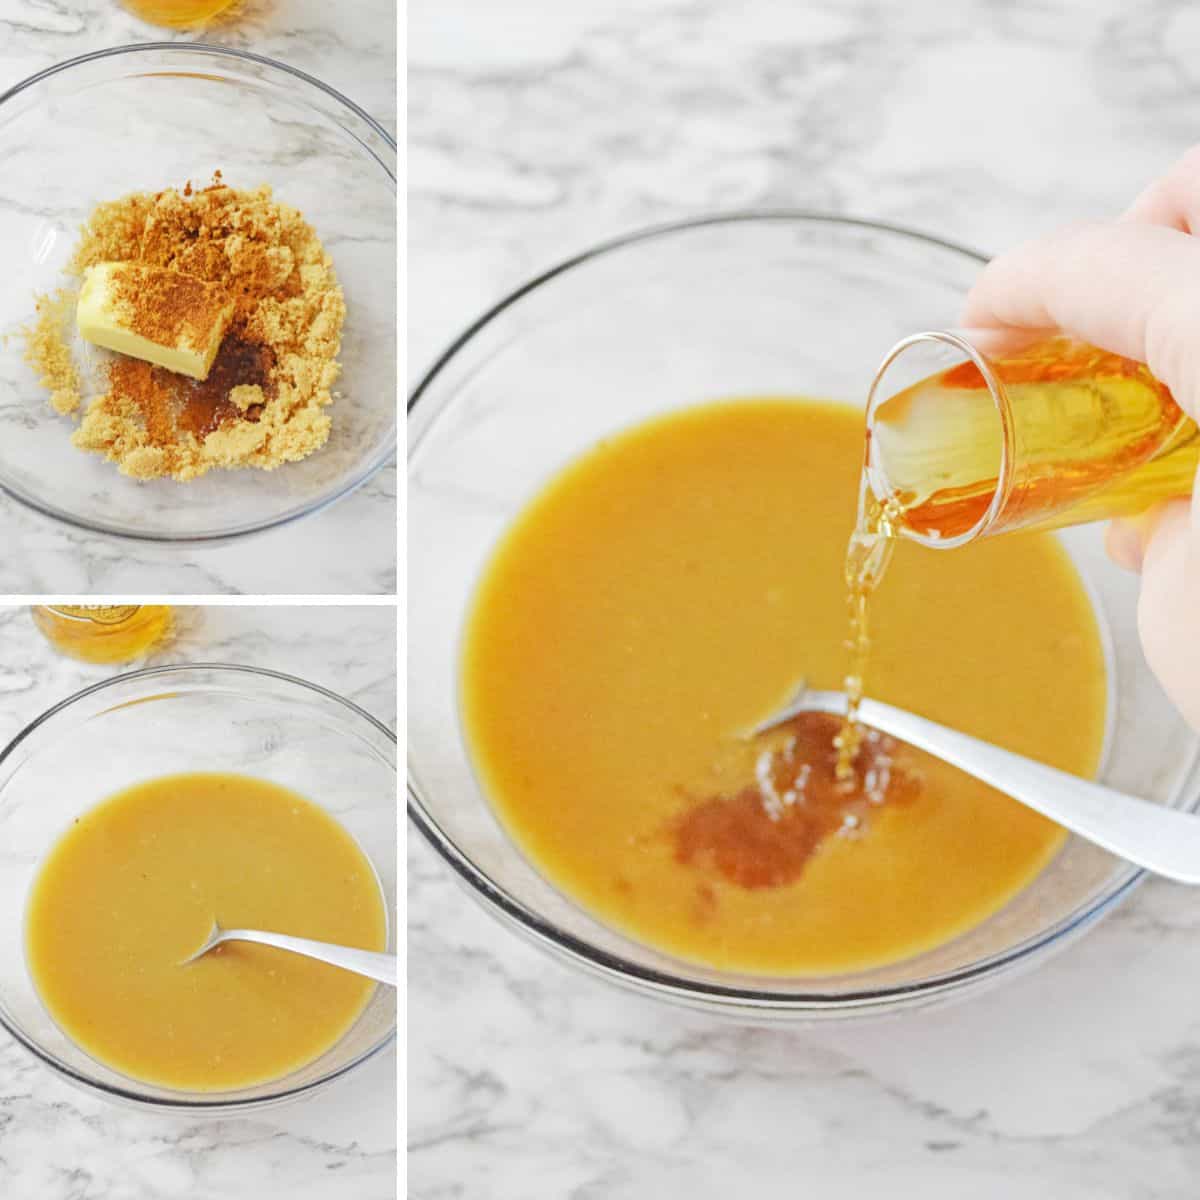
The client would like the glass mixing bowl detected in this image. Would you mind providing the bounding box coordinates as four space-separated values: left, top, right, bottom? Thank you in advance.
0 664 396 1110
408 213 1200 1018
0 44 395 543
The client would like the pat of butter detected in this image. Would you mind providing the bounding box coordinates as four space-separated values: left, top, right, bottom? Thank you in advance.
76 262 234 382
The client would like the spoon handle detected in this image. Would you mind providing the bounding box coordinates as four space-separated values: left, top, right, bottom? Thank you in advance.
839 692 1200 885
219 929 397 986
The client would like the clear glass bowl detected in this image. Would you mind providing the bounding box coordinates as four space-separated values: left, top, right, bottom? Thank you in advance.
0 664 396 1110
408 214 1200 1018
0 44 396 543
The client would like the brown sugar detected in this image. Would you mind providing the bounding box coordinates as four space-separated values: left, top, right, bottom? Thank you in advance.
23 175 345 481
23 291 82 415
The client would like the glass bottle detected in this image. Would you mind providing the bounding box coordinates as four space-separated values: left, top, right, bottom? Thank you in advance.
31 606 174 665
121 0 238 29
864 330 1196 547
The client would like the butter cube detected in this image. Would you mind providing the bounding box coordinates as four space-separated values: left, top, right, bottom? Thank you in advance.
76 262 234 381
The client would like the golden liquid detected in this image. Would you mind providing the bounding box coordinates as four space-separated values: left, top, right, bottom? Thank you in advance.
872 336 1196 541
838 336 1194 773
31 605 173 664
462 398 1108 975
121 0 237 27
834 490 901 781
26 773 386 1092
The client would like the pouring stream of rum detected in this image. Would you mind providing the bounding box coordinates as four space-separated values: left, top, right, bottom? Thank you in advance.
834 486 903 784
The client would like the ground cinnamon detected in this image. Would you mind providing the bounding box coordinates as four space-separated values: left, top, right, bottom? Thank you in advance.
105 263 233 356
672 712 921 890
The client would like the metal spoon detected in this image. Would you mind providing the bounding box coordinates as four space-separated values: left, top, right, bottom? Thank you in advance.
181 920 397 986
751 683 1200 885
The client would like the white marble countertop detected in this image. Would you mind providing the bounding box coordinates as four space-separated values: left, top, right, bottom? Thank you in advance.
409 1 1200 1195
0 604 397 1199
0 0 397 595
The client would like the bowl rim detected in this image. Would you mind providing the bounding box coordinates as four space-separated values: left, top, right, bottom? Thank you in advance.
0 42 397 546
0 661 397 1110
406 210 1187 1015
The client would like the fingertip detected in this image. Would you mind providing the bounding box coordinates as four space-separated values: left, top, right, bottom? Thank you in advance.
1122 145 1200 232
1138 499 1192 573
959 221 1112 331
1108 501 1189 575
1106 518 1146 573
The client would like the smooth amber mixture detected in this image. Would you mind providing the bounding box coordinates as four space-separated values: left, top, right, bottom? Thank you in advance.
461 399 1108 975
26 773 386 1091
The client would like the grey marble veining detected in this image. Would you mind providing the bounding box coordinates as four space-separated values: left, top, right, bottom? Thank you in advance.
410 0 1200 1195
0 0 397 595
0 604 397 1200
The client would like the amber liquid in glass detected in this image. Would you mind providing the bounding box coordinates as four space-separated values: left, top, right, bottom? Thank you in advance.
837 336 1195 780
32 606 174 664
122 0 237 28
871 337 1196 541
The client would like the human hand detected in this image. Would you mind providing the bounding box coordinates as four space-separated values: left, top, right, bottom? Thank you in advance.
962 147 1200 729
